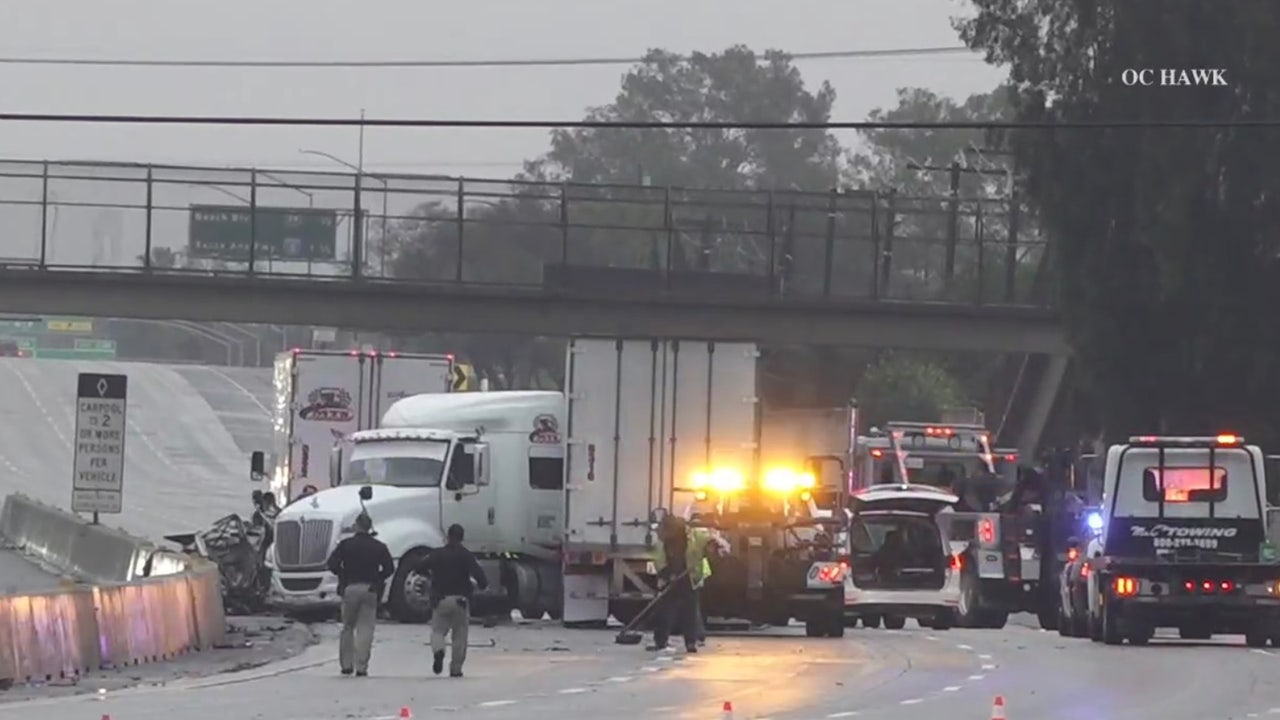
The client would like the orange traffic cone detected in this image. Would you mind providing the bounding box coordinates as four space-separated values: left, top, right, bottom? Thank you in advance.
722 700 734 718
398 707 412 719
990 695 1006 719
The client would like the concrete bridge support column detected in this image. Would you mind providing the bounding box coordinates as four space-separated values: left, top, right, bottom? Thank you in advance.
1015 354 1070 460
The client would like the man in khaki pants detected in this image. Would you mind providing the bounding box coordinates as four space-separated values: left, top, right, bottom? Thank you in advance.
418 523 488 677
326 512 395 676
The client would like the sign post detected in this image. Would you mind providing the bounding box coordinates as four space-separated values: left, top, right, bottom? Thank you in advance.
72 373 127 523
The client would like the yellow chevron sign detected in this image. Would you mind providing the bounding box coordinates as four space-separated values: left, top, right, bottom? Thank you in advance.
451 362 475 391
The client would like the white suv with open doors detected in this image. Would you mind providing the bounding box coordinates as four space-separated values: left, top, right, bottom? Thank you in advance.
844 484 962 630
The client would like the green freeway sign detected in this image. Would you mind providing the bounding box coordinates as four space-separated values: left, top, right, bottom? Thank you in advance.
188 205 338 261
74 338 116 351
0 318 41 333
32 348 116 360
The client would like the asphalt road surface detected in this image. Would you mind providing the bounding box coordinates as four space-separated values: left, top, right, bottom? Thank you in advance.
0 358 263 541
6 621 1280 720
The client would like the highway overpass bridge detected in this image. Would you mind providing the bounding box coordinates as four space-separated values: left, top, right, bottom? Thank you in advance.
0 159 1070 449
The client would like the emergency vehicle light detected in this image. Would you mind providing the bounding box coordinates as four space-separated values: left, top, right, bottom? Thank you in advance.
1127 435 1244 447
689 467 745 494
762 467 816 494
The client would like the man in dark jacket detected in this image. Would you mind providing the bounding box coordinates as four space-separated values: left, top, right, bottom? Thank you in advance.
418 523 488 677
325 512 395 677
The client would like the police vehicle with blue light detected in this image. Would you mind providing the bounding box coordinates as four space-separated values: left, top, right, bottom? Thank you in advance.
1083 435 1280 646
1056 507 1104 636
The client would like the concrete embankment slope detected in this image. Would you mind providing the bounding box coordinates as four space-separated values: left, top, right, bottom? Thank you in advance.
0 358 264 540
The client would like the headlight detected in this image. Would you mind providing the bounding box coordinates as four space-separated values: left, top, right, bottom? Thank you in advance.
690 467 745 494
1086 512 1104 532
762 467 816 494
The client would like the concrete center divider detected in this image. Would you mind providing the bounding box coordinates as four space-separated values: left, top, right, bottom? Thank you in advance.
0 494 226 686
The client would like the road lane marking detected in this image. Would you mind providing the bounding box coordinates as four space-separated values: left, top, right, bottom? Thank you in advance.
827 712 860 717
900 698 923 705
968 674 985 680
955 644 973 650
478 700 517 707
558 688 589 694
978 654 992 660
982 664 996 670
943 686 961 692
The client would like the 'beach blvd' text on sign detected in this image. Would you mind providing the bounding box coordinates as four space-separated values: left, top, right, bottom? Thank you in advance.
72 373 128 515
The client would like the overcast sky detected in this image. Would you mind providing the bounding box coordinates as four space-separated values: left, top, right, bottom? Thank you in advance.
1 0 1006 176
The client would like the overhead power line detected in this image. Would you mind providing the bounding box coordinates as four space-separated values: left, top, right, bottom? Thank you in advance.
0 46 974 69
0 113 1265 129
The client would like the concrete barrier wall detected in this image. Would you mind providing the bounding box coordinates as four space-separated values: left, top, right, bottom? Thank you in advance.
0 494 227 685
1 494 148 583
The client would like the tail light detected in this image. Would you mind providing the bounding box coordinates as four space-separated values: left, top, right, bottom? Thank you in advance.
1067 547 1079 562
1113 576 1138 597
950 554 962 570
1080 563 1090 579
815 564 845 583
1183 579 1238 594
978 518 995 546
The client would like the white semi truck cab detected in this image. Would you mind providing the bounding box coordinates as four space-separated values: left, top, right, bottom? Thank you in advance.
267 391 566 623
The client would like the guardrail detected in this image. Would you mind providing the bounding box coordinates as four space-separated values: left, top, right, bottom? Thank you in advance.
0 494 224 685
0 159 1053 307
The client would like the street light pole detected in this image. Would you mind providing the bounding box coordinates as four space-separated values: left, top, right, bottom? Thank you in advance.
300 142 391 277
352 108 366 279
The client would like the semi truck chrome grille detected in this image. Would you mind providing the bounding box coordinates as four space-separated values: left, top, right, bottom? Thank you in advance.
275 519 333 568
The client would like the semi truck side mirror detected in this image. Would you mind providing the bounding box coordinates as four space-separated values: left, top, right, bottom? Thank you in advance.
472 444 490 486
359 486 373 501
329 445 343 487
250 451 265 483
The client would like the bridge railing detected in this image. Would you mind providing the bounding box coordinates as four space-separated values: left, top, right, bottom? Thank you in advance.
0 160 1052 307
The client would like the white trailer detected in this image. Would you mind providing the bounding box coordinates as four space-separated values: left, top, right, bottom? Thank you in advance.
267 349 454 504
560 338 758 626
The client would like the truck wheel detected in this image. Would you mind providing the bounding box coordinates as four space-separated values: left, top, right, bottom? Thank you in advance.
1037 605 1059 631
862 614 882 629
883 615 906 630
805 619 825 637
609 601 647 627
1246 628 1269 648
957 570 983 628
1101 603 1123 645
827 615 846 638
932 609 955 630
1127 622 1152 645
388 548 434 624
1057 605 1074 637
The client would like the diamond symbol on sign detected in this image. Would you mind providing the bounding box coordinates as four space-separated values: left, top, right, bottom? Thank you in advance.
96 379 108 397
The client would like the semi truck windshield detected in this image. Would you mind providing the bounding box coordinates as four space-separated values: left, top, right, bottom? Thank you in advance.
346 440 449 488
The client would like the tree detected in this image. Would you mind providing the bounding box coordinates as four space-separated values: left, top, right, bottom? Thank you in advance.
390 46 852 389
855 354 968 427
956 2 1280 443
528 46 842 191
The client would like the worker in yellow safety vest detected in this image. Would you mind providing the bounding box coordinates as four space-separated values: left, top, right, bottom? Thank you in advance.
647 516 711 652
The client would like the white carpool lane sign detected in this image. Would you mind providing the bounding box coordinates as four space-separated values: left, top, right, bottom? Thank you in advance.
71 372 127 515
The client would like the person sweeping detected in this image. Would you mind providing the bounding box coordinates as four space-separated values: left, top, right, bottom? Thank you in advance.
646 516 715 653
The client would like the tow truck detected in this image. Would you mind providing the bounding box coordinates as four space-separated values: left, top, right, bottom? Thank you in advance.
1084 434 1280 646
853 421 1067 629
685 456 850 638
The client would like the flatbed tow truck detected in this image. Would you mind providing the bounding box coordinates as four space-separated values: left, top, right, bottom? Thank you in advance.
1085 434 1280 646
